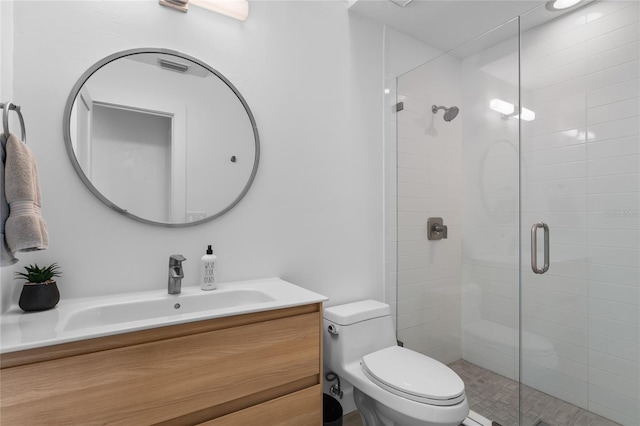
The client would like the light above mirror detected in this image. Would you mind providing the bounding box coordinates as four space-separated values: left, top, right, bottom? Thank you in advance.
191 0 249 20
159 0 249 21
63 48 260 227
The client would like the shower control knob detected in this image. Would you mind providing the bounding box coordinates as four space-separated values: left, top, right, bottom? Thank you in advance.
433 223 448 239
427 217 448 240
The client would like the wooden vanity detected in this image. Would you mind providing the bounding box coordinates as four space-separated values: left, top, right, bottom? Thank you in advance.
1 303 323 425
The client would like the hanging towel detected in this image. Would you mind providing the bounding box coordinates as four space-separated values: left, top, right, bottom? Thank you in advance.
1 134 18 265
4 133 48 252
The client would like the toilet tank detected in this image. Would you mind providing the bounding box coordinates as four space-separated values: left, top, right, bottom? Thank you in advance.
323 300 397 371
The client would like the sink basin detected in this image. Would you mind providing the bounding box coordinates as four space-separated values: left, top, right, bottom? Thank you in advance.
63 288 275 331
0 277 328 353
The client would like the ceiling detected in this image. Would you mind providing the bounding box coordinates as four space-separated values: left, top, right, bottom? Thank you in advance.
349 0 549 56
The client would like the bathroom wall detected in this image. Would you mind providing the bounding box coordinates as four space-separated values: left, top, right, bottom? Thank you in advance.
0 1 385 312
0 1 13 105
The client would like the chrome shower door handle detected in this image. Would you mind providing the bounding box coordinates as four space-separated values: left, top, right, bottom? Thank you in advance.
531 222 550 274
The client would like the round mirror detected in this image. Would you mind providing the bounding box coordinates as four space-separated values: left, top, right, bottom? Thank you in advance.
63 48 259 227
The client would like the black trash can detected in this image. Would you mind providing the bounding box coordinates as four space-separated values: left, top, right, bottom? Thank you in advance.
323 393 343 426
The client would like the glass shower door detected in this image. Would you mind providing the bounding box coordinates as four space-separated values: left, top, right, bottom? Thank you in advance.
519 2 639 425
394 17 521 425
394 2 639 424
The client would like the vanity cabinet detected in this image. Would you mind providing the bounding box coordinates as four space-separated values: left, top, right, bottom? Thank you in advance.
0 303 323 425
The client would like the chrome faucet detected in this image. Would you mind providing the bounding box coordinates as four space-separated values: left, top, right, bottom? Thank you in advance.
168 254 186 294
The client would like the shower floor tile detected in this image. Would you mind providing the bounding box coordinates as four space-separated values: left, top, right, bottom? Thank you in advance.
448 359 621 426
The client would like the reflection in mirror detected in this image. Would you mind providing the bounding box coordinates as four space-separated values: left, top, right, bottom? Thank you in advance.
64 49 259 227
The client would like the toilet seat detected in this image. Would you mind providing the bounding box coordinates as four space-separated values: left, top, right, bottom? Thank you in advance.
362 346 465 406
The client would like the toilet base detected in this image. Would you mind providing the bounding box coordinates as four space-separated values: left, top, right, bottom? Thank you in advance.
354 388 466 426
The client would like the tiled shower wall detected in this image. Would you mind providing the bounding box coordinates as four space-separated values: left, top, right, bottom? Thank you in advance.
384 28 442 329
519 2 639 424
395 53 463 365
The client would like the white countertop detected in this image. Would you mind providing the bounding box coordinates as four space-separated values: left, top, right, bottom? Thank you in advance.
1 277 327 354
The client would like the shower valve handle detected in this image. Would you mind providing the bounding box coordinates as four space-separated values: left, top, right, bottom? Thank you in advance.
433 223 448 239
427 217 448 240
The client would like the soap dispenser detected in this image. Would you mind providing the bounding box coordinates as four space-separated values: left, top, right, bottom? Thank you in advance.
200 245 217 291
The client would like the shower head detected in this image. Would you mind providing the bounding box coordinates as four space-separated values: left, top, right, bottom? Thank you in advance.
432 105 460 122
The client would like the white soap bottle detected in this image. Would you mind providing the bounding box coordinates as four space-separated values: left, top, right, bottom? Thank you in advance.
200 245 217 291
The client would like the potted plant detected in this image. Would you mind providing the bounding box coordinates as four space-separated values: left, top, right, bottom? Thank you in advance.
14 263 61 312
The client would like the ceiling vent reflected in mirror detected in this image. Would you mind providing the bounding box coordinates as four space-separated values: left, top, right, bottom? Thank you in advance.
389 0 413 7
158 58 189 73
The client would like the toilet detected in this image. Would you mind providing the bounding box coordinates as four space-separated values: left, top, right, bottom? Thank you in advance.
323 300 469 426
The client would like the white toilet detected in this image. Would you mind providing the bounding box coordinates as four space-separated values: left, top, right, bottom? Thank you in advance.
323 300 469 426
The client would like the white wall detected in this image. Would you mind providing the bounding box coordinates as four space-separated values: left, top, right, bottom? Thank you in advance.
1 1 385 312
0 0 13 104
0 0 15 307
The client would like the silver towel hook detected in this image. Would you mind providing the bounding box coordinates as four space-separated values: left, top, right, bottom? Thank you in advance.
1 102 27 143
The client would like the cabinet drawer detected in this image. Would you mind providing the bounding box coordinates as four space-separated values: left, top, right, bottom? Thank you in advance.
1 310 320 425
201 385 322 426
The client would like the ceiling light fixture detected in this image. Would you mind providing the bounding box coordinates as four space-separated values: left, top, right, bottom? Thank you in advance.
545 0 582 11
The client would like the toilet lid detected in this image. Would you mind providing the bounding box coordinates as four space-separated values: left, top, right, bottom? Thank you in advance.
362 346 465 406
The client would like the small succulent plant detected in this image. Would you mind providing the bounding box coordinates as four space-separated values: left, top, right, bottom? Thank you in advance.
15 263 61 284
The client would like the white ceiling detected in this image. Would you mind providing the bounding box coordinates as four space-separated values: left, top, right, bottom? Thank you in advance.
349 0 548 56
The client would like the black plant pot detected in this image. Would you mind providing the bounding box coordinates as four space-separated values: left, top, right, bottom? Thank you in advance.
19 281 60 312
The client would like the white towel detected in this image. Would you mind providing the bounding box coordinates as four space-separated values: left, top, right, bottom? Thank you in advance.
4 133 48 253
0 134 18 265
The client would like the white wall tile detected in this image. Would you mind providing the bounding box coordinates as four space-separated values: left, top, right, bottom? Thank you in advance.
589 263 640 286
589 349 640 382
587 97 639 125
588 78 639 107
588 298 640 325
589 228 640 249
587 58 639 90
587 153 639 176
589 281 640 304
588 173 639 194
587 22 639 57
587 40 640 74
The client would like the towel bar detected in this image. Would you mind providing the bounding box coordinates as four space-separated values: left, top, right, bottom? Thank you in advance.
1 102 27 143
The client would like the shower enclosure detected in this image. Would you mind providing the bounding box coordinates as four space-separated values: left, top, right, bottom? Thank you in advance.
391 1 639 425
